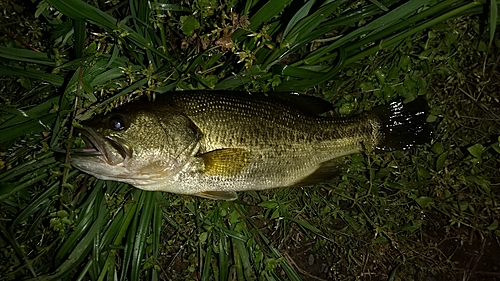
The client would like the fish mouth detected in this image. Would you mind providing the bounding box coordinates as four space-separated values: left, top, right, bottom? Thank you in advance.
75 128 132 165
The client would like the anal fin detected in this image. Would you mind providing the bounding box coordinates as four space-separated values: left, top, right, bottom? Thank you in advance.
196 191 238 200
290 160 344 187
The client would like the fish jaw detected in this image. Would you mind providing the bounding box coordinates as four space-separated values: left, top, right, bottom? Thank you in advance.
75 127 132 166
70 157 131 181
70 152 184 188
70 127 135 182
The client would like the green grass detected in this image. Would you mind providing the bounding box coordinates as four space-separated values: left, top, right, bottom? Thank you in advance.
1 0 500 280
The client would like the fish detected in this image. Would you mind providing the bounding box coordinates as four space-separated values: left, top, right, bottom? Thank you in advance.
70 91 430 200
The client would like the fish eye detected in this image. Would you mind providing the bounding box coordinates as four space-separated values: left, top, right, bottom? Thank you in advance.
108 115 128 131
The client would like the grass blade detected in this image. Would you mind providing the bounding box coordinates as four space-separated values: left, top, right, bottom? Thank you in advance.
131 191 155 280
0 65 64 86
120 189 144 281
369 0 389 11
490 0 498 47
0 224 37 278
10 176 65 227
47 0 172 63
0 154 54 182
246 0 293 32
218 232 229 281
97 193 138 281
0 173 49 202
76 78 148 120
46 0 117 29
281 1 341 49
275 48 345 91
0 47 56 66
55 181 104 264
344 1 482 65
304 0 431 65
282 0 316 39
74 19 86 58
28 193 108 281
233 239 256 280
201 236 213 281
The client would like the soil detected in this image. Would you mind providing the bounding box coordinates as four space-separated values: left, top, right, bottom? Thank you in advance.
281 213 500 281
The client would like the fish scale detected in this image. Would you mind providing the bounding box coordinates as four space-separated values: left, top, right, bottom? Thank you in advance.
70 91 430 200
167 92 374 149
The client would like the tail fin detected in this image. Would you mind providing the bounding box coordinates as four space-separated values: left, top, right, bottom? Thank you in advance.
372 97 431 152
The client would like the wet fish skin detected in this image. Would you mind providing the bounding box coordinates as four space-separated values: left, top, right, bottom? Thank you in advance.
70 91 429 200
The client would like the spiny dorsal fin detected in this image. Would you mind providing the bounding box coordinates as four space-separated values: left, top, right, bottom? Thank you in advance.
196 191 238 200
290 160 344 187
199 148 250 177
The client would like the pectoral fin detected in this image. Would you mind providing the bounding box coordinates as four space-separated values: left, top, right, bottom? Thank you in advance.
198 148 250 177
196 191 238 200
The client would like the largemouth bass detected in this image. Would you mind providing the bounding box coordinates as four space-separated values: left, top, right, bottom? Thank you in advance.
70 91 429 200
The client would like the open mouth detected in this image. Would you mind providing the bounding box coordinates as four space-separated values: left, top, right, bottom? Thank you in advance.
76 128 131 165
79 134 101 154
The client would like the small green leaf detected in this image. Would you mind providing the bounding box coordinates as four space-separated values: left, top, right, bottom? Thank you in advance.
35 0 50 17
360 81 374 92
476 40 488 52
466 176 491 194
431 142 444 155
477 179 491 194
467 143 484 158
435 152 448 171
258 201 278 209
459 201 468 211
199 232 208 243
374 68 386 84
271 208 280 219
398 55 411 71
339 102 355 115
443 32 458 46
493 142 500 154
426 114 437 122
415 196 433 209
487 220 498 231
287 217 321 233
417 167 431 180
57 210 69 218
180 16 200 36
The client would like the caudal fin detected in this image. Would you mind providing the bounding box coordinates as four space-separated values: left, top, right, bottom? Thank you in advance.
372 97 431 152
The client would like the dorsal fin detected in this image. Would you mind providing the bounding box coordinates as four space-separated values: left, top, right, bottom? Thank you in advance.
268 92 334 115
